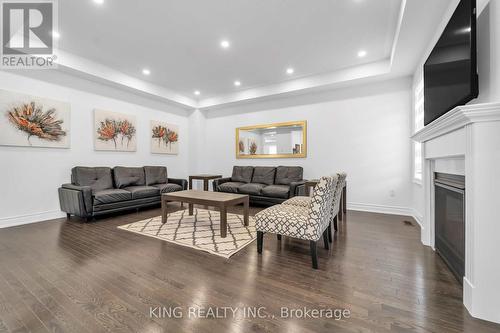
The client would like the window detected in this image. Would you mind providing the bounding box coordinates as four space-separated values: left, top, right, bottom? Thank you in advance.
413 75 424 182
414 77 424 132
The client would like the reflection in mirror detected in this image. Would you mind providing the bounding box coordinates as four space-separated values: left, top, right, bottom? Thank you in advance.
236 121 306 158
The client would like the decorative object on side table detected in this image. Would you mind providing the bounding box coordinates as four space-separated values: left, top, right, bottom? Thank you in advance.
94 109 137 151
151 120 179 154
189 174 222 191
0 89 70 148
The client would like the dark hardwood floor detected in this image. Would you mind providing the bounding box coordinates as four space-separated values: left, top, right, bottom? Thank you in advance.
0 204 499 333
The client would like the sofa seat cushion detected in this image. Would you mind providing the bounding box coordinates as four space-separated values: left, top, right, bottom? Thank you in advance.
262 185 290 199
282 196 311 207
255 205 317 241
93 189 132 205
123 186 160 199
238 183 266 195
153 183 183 193
218 182 245 193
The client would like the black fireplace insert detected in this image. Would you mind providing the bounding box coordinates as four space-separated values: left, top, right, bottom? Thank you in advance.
434 172 465 284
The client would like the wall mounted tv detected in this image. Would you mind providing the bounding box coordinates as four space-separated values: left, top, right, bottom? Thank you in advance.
424 0 478 126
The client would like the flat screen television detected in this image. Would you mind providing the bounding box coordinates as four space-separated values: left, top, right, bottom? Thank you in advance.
423 0 478 125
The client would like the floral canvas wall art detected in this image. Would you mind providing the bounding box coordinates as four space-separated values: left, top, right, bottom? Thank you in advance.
0 90 70 148
151 120 179 154
94 109 137 151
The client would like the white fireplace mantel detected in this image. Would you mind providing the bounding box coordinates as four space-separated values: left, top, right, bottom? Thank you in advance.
412 102 500 324
413 102 500 142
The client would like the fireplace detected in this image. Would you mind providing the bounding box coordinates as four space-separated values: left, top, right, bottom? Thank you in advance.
434 172 465 284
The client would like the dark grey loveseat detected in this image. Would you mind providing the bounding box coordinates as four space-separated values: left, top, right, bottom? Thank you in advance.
213 166 306 205
59 166 187 220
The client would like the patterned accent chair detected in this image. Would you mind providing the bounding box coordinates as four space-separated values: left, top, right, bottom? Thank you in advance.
283 172 347 241
255 175 339 269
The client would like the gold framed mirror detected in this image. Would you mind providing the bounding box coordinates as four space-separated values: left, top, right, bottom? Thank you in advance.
236 120 307 159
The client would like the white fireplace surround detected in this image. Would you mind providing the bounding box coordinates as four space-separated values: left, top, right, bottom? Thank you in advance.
412 102 500 324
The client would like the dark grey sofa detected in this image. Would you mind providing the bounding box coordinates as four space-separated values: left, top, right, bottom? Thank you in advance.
59 166 187 220
213 166 306 205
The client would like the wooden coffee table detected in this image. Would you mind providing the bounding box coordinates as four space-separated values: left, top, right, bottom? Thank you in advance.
161 190 249 238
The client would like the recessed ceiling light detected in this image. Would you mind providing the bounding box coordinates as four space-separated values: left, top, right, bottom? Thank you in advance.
234 80 241 87
142 68 150 75
93 0 104 4
358 50 367 58
220 40 230 49
286 68 294 75
51 31 60 39
194 90 201 96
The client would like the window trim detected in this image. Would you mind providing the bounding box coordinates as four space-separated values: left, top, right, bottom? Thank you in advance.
412 72 424 185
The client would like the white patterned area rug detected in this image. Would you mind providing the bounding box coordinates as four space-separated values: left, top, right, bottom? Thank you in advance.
118 208 256 258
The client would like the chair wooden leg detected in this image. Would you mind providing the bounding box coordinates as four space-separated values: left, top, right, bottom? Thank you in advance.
328 224 333 243
343 184 347 214
323 230 329 250
310 241 318 269
334 215 338 231
257 231 264 253
66 213 71 219
277 234 282 241
339 197 343 221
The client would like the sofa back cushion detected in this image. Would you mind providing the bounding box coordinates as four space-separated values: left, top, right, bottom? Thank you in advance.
275 166 303 185
71 167 113 192
144 166 168 185
113 166 145 188
231 166 254 183
251 167 276 185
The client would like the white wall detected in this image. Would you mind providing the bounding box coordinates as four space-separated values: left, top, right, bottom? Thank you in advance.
0 70 190 228
474 0 500 104
198 77 413 214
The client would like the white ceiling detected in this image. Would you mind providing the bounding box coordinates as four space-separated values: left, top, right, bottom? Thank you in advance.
52 0 454 109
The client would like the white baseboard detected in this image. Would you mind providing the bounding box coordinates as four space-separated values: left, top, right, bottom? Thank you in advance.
463 276 474 315
410 208 423 229
347 202 413 217
0 210 66 229
463 276 500 324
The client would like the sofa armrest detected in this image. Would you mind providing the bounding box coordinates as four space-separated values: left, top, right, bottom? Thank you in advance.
59 184 93 217
212 177 232 191
168 178 188 190
289 180 307 197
